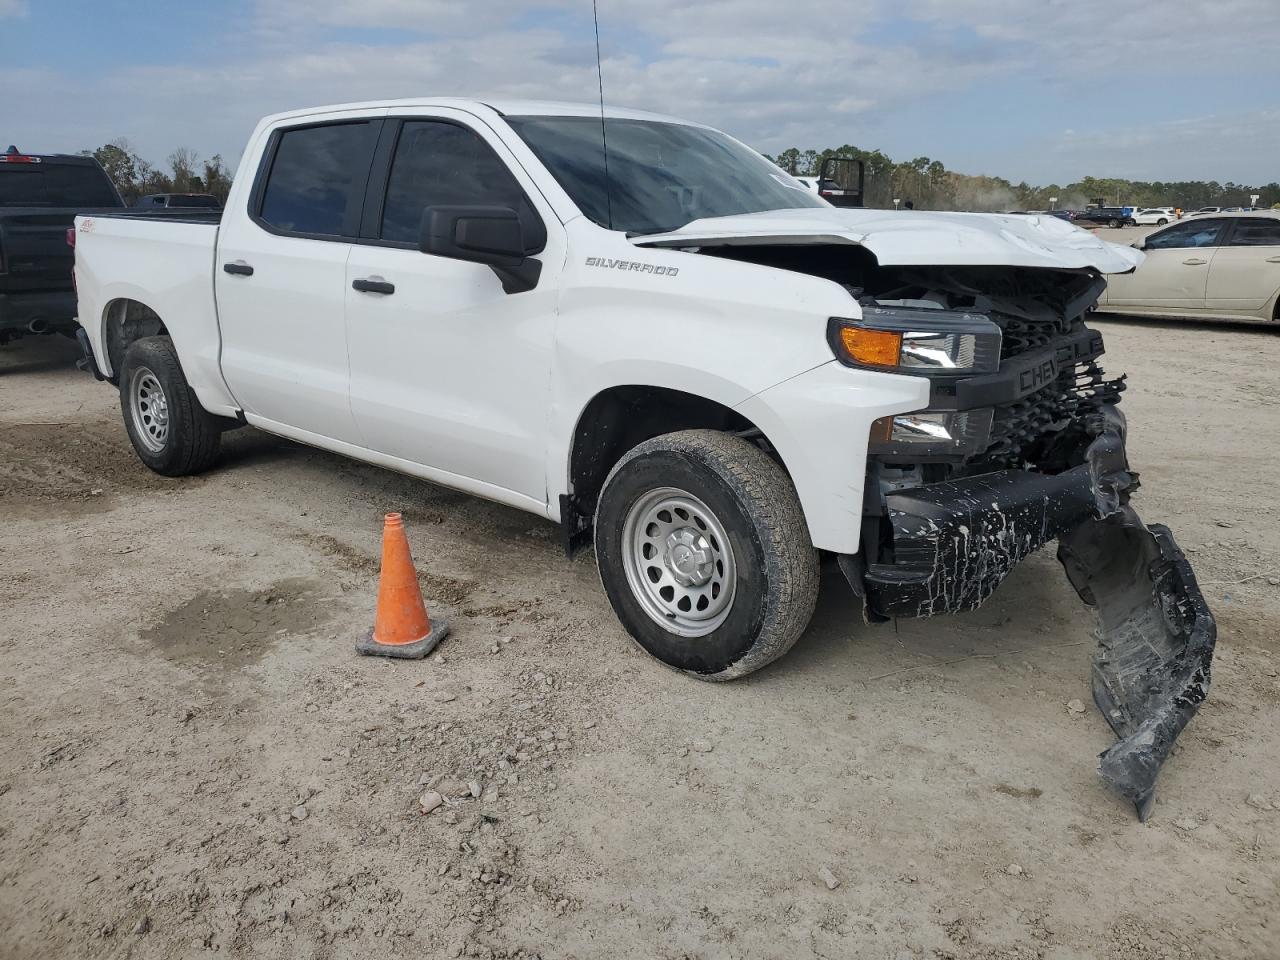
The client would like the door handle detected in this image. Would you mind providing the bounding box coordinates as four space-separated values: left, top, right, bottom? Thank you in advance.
223 261 254 276
1181 258 1208 265
352 277 395 295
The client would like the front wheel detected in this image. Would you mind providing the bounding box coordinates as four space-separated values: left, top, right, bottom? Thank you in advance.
119 335 222 476
594 430 820 681
1157 218 1168 225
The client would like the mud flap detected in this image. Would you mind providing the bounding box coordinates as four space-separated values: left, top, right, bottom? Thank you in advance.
1057 511 1216 820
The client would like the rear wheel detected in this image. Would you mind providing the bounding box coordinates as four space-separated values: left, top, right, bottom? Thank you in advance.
1157 218 1168 225
119 336 222 476
1108 218 1121 228
594 430 820 681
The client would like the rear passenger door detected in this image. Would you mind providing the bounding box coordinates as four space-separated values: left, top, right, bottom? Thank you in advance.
215 114 384 442
1205 217 1280 314
343 110 563 507
1106 218 1228 310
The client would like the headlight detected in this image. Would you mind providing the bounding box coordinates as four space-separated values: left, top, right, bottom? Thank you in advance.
827 306 1002 376
868 409 994 458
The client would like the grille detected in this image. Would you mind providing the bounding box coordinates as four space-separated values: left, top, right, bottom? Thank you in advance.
998 313 1081 360
979 359 1125 469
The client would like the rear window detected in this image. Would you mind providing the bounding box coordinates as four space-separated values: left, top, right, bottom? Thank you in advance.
258 122 377 236
0 163 120 207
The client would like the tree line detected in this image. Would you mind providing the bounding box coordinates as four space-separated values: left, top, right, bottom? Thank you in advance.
766 145 1280 212
82 140 233 204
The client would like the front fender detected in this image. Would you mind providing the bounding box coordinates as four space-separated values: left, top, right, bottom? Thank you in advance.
735 362 929 553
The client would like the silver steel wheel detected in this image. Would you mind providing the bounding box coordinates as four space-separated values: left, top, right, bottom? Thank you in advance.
128 366 170 453
621 486 737 637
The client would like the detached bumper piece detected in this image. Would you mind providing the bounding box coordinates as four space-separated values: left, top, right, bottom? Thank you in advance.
859 405 1216 820
1058 515 1214 820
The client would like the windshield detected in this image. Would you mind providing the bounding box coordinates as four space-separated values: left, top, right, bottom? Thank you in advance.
506 116 825 234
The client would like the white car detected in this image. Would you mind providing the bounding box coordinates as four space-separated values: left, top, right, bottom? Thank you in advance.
1132 208 1175 225
71 98 1214 816
1096 212 1280 322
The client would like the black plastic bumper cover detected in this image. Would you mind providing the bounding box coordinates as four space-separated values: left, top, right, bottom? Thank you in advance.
860 404 1216 819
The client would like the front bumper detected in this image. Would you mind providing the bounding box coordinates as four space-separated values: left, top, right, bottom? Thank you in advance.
847 404 1216 820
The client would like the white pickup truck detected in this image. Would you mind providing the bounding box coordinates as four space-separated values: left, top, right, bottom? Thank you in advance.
74 99 1215 818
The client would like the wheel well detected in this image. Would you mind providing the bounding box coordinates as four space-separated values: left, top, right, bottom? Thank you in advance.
103 299 168 381
567 386 775 523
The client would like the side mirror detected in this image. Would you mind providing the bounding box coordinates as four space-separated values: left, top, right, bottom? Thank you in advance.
419 205 543 294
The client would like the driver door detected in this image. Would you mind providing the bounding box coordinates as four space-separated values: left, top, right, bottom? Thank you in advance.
343 111 564 508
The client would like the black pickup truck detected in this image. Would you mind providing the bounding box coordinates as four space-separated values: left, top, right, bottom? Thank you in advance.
1074 206 1136 228
0 146 125 346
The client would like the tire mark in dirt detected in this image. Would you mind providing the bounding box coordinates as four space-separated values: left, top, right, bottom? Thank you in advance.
0 419 202 516
295 530 478 605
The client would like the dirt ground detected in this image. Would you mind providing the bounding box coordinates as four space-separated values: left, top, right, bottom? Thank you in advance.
1 311 1278 960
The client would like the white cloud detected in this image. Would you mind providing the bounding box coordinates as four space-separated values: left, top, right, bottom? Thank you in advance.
903 0 1280 65
0 0 28 18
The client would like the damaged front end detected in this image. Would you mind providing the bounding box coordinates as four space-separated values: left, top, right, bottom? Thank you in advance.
831 266 1216 820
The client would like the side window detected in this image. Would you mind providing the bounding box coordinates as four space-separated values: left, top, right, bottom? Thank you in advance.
258 122 374 237
1228 218 1280 247
1145 219 1226 250
380 121 531 244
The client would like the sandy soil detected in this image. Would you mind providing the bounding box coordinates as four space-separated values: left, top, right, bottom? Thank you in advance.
1 316 1278 960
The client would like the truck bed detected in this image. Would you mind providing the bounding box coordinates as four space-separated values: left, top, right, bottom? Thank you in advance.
74 212 232 416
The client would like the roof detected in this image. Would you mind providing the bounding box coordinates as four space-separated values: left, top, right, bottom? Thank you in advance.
255 97 698 128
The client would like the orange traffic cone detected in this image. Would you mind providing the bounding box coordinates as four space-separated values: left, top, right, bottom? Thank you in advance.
356 513 449 659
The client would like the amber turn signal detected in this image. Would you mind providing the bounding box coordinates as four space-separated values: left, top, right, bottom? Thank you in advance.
836 326 902 367
868 415 895 444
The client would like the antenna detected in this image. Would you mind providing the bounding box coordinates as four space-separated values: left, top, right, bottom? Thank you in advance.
592 0 614 229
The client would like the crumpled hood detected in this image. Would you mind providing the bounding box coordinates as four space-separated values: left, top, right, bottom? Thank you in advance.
632 207 1144 274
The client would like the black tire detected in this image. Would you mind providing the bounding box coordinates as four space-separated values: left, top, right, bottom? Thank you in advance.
1108 218 1120 228
1157 218 1168 225
119 335 221 476
594 429 820 681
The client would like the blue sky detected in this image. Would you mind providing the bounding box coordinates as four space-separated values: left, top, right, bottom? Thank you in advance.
3 0 1278 186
